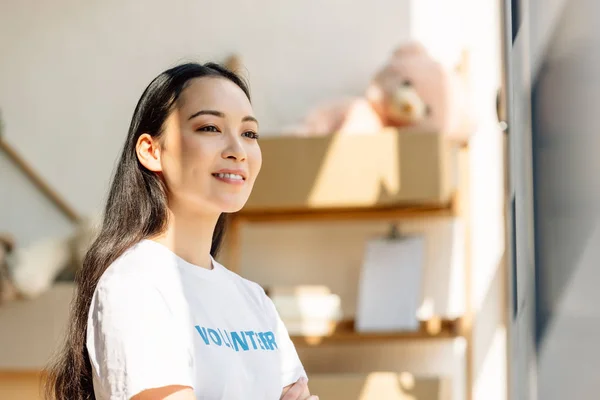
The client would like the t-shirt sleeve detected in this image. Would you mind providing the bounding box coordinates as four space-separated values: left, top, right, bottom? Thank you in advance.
261 292 308 388
87 275 194 399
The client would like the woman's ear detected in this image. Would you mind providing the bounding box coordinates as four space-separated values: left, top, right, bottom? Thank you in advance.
136 134 162 172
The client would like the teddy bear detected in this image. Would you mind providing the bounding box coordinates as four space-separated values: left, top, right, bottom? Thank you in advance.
1 214 100 300
287 41 475 142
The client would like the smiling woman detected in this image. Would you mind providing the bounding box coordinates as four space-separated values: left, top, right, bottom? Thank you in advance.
43 62 317 400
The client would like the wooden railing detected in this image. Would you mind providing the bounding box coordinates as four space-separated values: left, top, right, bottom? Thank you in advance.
0 137 80 223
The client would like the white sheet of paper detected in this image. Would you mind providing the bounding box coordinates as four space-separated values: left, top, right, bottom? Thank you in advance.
356 235 425 332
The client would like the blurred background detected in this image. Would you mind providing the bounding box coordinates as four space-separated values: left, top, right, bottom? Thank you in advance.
0 0 596 399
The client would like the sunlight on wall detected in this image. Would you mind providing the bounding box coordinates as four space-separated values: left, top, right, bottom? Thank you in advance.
410 1 507 399
473 327 508 400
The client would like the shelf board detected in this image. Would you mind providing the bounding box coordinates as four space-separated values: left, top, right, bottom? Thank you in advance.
290 318 462 347
232 199 456 224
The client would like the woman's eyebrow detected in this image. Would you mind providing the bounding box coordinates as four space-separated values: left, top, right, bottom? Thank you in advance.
188 110 258 126
188 110 224 120
243 116 259 126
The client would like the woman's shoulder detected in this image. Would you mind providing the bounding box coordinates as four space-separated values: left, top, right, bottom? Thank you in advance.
89 243 191 330
95 241 179 297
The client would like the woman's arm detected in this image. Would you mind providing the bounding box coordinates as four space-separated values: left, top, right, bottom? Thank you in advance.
281 377 318 400
131 385 196 400
131 378 317 400
88 276 195 400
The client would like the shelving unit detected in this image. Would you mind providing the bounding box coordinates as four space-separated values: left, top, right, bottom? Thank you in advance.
222 138 473 400
232 200 457 223
290 318 462 347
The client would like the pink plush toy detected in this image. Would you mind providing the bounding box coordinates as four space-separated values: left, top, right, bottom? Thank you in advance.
288 42 475 142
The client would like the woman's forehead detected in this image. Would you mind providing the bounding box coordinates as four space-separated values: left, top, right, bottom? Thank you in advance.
179 77 253 116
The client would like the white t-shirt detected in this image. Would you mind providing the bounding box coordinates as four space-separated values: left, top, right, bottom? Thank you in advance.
86 239 307 400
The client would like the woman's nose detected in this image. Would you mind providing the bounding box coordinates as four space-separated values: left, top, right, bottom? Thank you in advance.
222 136 247 161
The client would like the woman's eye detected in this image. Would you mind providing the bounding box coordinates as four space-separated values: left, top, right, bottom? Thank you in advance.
197 125 219 132
243 131 260 140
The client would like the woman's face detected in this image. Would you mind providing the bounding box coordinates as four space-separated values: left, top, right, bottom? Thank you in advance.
138 76 262 214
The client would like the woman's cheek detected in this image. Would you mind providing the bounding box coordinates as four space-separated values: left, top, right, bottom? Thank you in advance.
249 145 262 174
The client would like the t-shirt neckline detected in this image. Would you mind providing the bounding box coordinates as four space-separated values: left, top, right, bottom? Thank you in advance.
138 239 227 281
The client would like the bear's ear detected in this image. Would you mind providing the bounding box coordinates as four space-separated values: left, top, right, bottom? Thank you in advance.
391 41 429 58
365 83 384 104
455 49 471 78
223 53 243 75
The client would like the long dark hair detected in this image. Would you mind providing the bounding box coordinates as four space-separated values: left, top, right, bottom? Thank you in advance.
44 62 250 400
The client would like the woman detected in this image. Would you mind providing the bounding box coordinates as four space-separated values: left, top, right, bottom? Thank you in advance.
44 62 317 400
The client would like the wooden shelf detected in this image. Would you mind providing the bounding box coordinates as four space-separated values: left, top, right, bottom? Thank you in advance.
232 198 457 224
290 318 462 347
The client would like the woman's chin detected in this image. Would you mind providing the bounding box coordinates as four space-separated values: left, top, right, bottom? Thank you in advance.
216 199 249 214
220 205 245 214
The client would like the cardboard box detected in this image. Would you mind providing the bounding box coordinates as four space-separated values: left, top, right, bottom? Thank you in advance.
245 128 458 211
0 283 73 369
307 372 452 400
